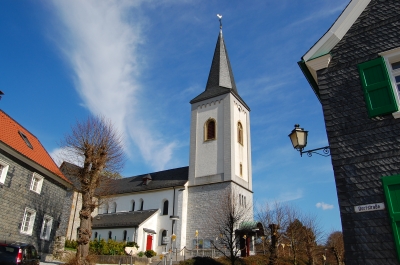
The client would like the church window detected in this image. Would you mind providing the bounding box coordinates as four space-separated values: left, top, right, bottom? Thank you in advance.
131 200 135 211
240 163 243 176
204 119 216 141
110 202 117 213
237 122 243 145
161 230 167 245
140 199 144 211
162 200 169 215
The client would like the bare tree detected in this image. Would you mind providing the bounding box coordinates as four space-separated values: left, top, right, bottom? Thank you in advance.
302 214 322 265
286 218 305 265
210 188 252 265
326 231 345 265
256 201 292 256
61 116 124 264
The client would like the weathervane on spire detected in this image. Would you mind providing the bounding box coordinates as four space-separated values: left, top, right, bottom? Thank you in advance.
217 14 222 29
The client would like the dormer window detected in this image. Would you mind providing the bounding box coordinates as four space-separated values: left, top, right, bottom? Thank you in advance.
142 175 152 185
19 131 33 149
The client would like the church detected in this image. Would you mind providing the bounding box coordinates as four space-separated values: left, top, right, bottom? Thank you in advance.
63 23 258 257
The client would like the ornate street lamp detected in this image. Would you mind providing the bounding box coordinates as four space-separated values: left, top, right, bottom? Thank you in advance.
288 124 330 157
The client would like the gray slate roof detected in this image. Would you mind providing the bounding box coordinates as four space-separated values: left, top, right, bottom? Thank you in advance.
109 166 188 195
60 162 188 195
92 209 158 228
190 31 249 110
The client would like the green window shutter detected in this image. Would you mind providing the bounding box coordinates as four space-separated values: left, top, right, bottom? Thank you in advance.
358 57 398 117
382 175 400 262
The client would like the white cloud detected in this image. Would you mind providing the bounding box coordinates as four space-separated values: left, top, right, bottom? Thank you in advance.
316 202 334 210
49 0 176 170
50 147 84 167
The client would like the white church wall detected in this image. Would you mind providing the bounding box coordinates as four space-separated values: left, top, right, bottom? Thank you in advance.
233 98 249 182
92 227 137 242
91 186 187 254
192 96 226 179
139 212 159 252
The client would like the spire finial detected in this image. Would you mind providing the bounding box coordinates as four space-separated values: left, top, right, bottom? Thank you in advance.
217 14 222 31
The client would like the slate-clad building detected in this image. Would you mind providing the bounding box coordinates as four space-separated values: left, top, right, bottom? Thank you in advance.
0 110 72 254
299 0 400 263
64 25 258 256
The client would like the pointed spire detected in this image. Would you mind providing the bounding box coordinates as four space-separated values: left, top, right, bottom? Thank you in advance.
190 17 249 110
204 29 238 92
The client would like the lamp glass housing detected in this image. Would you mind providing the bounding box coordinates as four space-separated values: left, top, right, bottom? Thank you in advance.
289 126 308 150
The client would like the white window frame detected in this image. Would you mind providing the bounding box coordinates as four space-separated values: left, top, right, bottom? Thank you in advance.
0 160 9 184
379 47 400 118
21 208 36 235
30 173 44 194
40 215 53 240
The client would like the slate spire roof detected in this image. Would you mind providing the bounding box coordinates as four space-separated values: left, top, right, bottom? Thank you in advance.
190 29 249 110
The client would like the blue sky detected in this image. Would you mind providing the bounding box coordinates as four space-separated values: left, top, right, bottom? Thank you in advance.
0 0 349 237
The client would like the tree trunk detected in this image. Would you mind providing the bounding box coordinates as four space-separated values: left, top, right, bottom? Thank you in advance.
77 191 93 264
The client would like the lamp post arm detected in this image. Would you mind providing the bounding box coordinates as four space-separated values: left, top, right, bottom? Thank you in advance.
300 146 330 157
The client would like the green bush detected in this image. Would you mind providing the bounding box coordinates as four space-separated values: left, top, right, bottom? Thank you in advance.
125 242 139 248
144 249 157 258
137 251 145 257
89 239 139 255
65 239 78 249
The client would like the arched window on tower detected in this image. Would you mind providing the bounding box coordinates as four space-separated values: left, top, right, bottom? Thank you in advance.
162 200 169 215
240 163 243 176
238 122 243 145
205 119 216 141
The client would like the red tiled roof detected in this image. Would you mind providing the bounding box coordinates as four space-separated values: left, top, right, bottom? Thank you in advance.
0 110 70 184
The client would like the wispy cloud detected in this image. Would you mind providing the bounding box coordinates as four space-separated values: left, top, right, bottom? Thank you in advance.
285 2 348 30
48 0 176 170
316 202 334 210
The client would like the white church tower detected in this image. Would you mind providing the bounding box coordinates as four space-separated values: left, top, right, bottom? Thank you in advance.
185 22 253 248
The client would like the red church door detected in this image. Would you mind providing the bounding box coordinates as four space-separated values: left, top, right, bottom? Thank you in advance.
146 234 153 250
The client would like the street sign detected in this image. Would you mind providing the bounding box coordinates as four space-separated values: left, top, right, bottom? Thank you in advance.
354 203 385 213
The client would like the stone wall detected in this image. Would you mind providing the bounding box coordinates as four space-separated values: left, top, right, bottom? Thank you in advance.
0 150 68 254
317 1 400 264
185 181 253 249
